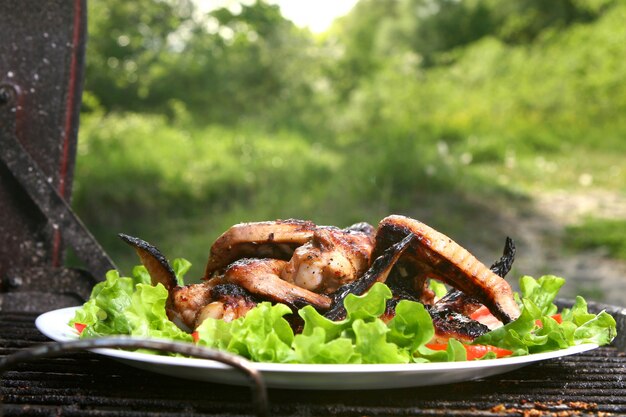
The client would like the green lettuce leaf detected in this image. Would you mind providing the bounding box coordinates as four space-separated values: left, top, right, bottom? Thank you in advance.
344 282 393 321
429 279 448 299
292 327 360 364
387 300 434 351
172 258 192 286
71 264 617 365
220 302 295 363
125 283 192 342
477 276 617 355
517 275 565 315
71 270 135 338
353 319 410 363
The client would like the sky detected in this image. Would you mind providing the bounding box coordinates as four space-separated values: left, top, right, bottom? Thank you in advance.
269 0 359 33
196 0 359 34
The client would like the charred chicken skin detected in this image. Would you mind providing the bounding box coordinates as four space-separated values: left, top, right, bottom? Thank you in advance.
373 215 520 323
120 215 521 343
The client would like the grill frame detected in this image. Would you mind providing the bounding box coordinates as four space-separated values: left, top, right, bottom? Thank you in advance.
1 306 625 417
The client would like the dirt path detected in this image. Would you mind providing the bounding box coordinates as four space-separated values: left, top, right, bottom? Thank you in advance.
498 190 626 306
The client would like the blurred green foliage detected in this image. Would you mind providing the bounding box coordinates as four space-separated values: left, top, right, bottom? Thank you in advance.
74 0 626 276
565 219 626 261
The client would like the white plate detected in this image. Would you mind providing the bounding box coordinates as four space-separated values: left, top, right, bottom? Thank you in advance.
36 307 598 390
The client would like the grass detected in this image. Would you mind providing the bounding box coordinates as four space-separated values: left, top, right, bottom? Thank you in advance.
565 218 626 261
72 107 625 281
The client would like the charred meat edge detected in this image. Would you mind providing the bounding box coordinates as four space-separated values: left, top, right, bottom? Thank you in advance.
118 233 177 291
374 215 520 324
195 283 258 327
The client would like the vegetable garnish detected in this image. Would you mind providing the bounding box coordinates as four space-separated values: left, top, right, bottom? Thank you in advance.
425 343 513 360
73 322 87 334
69 266 616 364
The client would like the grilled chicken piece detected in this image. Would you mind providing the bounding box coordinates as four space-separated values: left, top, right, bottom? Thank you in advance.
223 258 332 311
429 308 490 344
280 226 375 294
204 219 317 278
432 236 517 323
490 236 516 279
195 283 257 327
343 222 376 237
118 233 177 291
433 289 483 317
324 233 416 321
374 215 520 323
169 281 212 328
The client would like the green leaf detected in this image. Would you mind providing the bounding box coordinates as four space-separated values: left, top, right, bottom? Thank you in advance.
172 258 192 286
124 283 192 342
353 319 409 364
298 305 349 341
292 327 360 364
72 269 135 338
226 302 295 363
519 275 564 315
428 279 448 299
478 276 616 355
344 282 393 322
195 316 233 350
387 300 434 351
446 338 468 362
131 265 152 286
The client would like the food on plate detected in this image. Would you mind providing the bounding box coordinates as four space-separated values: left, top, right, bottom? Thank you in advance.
70 215 617 364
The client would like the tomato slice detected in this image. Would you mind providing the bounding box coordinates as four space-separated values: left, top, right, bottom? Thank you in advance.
74 322 87 334
469 305 492 321
535 313 563 327
192 331 199 343
426 343 513 360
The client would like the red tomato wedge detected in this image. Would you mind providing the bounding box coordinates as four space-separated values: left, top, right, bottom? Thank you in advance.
426 343 513 360
535 314 563 327
74 322 87 334
469 305 492 321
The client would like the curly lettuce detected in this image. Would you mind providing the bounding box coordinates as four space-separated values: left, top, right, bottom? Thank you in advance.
70 264 617 364
476 275 616 355
70 261 192 343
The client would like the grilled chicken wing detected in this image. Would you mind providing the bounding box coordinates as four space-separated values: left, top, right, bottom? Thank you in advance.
118 233 177 291
121 215 521 341
204 219 317 278
280 226 374 294
195 283 257 326
374 215 520 323
324 233 416 321
223 258 332 310
170 281 213 328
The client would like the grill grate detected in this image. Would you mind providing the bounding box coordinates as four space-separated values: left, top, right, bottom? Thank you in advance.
1 311 626 417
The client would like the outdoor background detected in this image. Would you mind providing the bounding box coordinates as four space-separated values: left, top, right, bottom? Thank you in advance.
73 0 626 305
